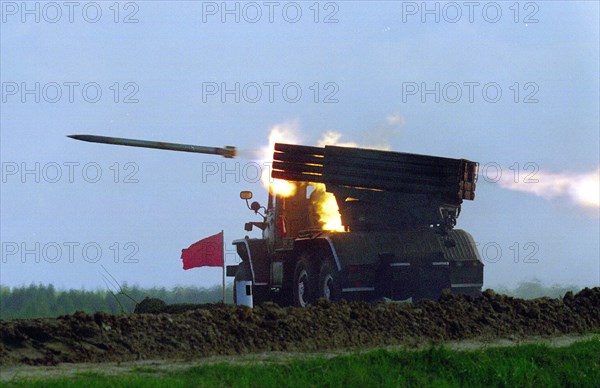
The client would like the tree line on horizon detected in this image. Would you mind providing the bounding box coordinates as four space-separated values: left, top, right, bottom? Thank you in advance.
0 280 585 320
0 283 233 320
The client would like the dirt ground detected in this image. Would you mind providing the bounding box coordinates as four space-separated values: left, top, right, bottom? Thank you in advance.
1 288 598 368
1 334 596 382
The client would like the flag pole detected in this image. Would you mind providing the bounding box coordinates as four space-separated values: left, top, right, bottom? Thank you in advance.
221 230 225 304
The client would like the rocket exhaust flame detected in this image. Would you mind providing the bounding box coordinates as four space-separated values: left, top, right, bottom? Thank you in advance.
260 124 345 230
498 168 600 210
312 183 345 231
261 123 299 198
314 132 361 231
262 117 402 231
313 131 394 231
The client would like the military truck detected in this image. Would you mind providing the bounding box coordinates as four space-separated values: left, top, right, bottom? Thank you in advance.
229 143 483 307
69 135 483 308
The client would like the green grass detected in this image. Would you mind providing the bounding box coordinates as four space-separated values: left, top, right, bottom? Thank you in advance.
3 337 599 387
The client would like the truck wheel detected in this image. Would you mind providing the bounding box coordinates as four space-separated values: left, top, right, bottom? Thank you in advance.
318 260 341 302
292 255 316 307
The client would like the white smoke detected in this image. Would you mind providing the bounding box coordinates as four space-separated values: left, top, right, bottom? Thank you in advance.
498 168 600 210
386 112 405 127
317 131 358 148
318 112 405 150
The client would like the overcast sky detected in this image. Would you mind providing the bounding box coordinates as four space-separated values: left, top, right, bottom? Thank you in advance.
1 1 598 290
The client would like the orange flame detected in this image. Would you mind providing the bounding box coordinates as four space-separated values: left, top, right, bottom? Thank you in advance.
312 131 361 232
262 125 396 232
312 131 393 232
311 183 345 231
262 123 298 197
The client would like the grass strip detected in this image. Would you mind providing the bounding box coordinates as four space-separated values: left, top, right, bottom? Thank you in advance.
3 337 599 387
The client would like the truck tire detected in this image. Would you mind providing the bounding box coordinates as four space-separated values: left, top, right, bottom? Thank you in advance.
317 260 341 302
292 255 317 307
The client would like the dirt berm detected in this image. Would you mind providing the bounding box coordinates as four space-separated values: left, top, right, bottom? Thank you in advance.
1 288 599 366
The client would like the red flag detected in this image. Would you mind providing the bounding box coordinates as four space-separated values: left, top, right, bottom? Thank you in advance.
181 232 223 270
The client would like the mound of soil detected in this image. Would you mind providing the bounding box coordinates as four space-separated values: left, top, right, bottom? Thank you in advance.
133 298 166 314
1 288 599 366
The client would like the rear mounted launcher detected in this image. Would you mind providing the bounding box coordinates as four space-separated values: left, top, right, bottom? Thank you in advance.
272 143 478 232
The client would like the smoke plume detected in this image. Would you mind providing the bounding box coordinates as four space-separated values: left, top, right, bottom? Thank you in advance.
498 168 599 210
